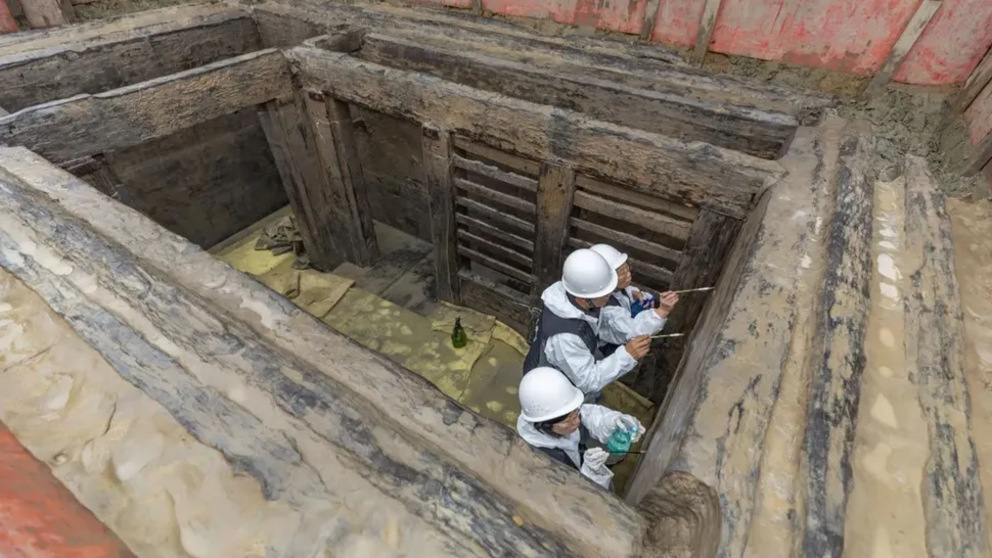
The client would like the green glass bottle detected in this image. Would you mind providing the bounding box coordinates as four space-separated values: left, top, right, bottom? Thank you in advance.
606 427 633 456
451 317 467 348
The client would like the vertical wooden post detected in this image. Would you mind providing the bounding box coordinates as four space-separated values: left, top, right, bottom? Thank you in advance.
423 125 460 303
865 0 941 94
533 161 577 296
690 0 723 66
0 0 17 34
950 44 992 114
303 92 379 267
21 0 65 28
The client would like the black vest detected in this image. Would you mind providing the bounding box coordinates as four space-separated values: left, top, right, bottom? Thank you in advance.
522 297 621 375
599 291 630 358
534 424 593 470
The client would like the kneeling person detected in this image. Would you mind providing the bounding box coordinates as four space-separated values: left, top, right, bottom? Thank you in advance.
516 367 645 489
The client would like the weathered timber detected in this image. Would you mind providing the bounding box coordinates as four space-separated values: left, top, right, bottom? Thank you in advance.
457 246 532 284
456 214 534 253
456 229 533 269
904 155 991 558
956 130 992 177
458 269 533 334
639 0 660 40
0 146 647 557
21 0 63 28
61 154 123 198
251 1 334 47
423 125 461 303
357 33 798 159
690 0 722 66
573 190 692 241
801 130 875 557
533 162 576 294
303 93 380 266
865 0 941 94
568 237 674 287
289 45 785 219
950 44 992 114
0 49 292 163
570 217 681 264
0 4 261 112
453 137 541 176
0 0 15 34
452 154 538 192
663 210 742 336
456 197 536 235
454 177 536 214
0 170 582 558
575 175 698 222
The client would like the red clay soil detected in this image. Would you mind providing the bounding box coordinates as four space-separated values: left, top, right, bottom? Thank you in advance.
0 424 134 558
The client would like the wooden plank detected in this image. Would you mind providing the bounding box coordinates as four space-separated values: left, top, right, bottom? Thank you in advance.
21 0 64 28
452 154 538 192
570 217 681 263
690 0 722 66
576 174 697 221
457 246 532 284
663 209 742 335
639 0 660 40
456 197 536 235
457 229 533 269
951 45 992 114
0 5 260 112
423 124 461 303
456 214 534 252
957 131 992 177
568 237 673 286
454 177 536 214
533 162 576 294
357 33 798 159
303 92 380 266
458 270 532 335
573 190 692 240
0 49 291 163
453 137 541 176
866 0 942 94
290 46 785 219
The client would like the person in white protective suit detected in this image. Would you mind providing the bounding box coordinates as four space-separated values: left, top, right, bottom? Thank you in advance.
588 244 680 354
522 249 652 397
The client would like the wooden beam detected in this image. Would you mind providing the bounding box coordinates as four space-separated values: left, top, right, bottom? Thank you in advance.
423 124 461 303
452 154 538 192
639 0 660 40
456 214 534 252
357 33 798 159
573 190 691 240
457 229 533 268
458 270 533 334
456 197 536 235
576 174 698 222
956 130 992 177
570 217 681 263
690 0 722 66
533 162 577 294
453 137 541 176
21 0 64 28
0 49 292 163
663 209 742 335
289 46 785 219
303 92 380 266
457 246 532 284
0 5 260 112
454 177 536 214
865 0 941 94
951 44 992 114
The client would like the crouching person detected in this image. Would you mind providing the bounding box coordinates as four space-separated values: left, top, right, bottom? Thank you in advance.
516 367 645 489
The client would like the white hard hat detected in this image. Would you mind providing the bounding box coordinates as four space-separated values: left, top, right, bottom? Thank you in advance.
589 244 628 269
561 249 618 298
519 367 585 423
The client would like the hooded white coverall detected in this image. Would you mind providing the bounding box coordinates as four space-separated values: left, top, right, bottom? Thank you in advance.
599 286 668 341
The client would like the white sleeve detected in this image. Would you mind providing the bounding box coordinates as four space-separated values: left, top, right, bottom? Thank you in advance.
599 302 667 342
544 333 637 394
579 404 627 443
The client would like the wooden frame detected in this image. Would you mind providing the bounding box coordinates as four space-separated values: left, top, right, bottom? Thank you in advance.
289 45 785 219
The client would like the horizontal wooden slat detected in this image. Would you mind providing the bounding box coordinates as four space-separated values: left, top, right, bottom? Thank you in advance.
455 177 536 214
458 269 532 335
456 198 537 239
456 214 534 252
458 246 532 284
453 137 540 176
290 46 785 218
575 175 697 222
570 217 680 263
0 49 292 163
569 237 673 285
457 229 533 268
573 190 691 240
453 154 538 192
